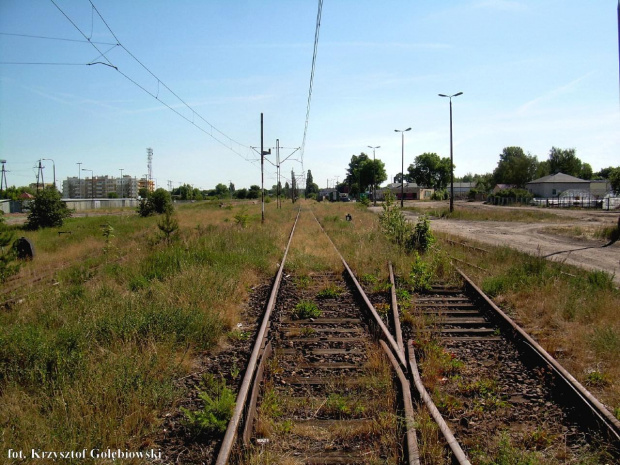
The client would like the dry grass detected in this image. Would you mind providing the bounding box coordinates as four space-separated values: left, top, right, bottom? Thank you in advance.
0 201 295 458
437 232 620 417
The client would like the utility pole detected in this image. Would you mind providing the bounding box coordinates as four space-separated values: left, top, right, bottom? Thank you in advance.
0 160 8 195
36 159 45 192
260 113 271 223
276 139 281 209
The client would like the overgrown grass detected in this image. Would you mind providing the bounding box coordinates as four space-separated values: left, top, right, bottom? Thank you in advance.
405 205 569 223
0 201 293 459
438 231 620 417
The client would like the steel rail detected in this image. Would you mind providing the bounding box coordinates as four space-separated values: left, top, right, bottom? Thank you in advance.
311 209 407 367
215 208 301 465
388 262 405 353
380 340 421 465
407 340 472 465
457 267 620 444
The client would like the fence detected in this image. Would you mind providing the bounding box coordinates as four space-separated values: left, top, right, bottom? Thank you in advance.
531 195 620 210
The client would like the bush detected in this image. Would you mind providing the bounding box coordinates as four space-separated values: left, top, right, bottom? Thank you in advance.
0 212 19 282
431 189 448 200
25 187 72 229
137 188 173 217
406 215 435 252
182 377 235 435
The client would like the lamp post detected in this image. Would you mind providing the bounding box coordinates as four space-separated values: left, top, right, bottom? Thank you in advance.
119 169 124 198
82 168 94 201
42 158 55 190
77 162 82 198
394 128 411 208
367 146 380 206
438 92 463 213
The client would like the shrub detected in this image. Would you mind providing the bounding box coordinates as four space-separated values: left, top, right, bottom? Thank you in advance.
137 188 173 217
407 215 435 252
157 209 179 243
0 213 19 282
182 377 235 435
431 189 448 200
408 252 434 291
25 187 72 229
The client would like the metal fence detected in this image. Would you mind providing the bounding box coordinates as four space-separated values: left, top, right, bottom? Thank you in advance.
531 195 620 210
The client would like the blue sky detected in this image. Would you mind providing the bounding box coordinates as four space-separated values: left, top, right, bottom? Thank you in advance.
1 0 618 191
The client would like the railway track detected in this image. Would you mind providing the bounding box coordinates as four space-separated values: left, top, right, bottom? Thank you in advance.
209 207 619 464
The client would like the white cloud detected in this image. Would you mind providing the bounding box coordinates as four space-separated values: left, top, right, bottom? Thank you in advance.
517 72 595 114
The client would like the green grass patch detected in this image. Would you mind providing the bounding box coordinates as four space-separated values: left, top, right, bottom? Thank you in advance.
291 300 321 319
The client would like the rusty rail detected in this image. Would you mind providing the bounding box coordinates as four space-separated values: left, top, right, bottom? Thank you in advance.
311 210 407 367
457 267 620 444
215 209 301 465
381 340 421 465
407 340 472 465
388 262 404 353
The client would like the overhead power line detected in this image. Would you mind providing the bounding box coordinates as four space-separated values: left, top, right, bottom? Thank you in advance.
300 0 324 174
47 0 256 165
0 32 117 45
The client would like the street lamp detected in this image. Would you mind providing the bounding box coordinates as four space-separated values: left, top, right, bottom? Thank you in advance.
367 146 380 206
42 158 55 190
82 168 94 200
394 128 411 208
438 92 463 213
119 169 124 198
77 162 82 198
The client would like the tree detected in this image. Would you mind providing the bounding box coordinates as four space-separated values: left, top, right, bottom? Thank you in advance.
26 187 72 229
492 146 538 187
137 188 173 217
595 167 616 180
305 170 319 198
283 182 290 199
610 168 620 195
214 183 228 198
247 185 261 199
408 152 452 190
394 172 413 184
579 163 593 180
228 182 235 196
235 188 248 199
345 153 387 198
547 147 582 177
107 192 119 199
1 185 35 201
473 173 494 193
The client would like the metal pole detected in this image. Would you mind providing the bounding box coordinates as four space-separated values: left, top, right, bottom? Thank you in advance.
449 98 454 213
77 162 82 198
120 169 124 198
373 148 376 206
276 139 280 209
401 133 404 208
261 113 264 223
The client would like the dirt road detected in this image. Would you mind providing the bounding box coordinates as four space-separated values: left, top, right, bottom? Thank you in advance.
370 201 620 285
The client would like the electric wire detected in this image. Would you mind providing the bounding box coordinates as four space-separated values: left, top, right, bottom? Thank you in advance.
300 0 324 176
48 0 256 166
86 0 254 164
0 32 117 46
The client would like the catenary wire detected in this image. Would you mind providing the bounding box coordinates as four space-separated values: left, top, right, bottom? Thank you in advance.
48 0 257 166
300 0 324 178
